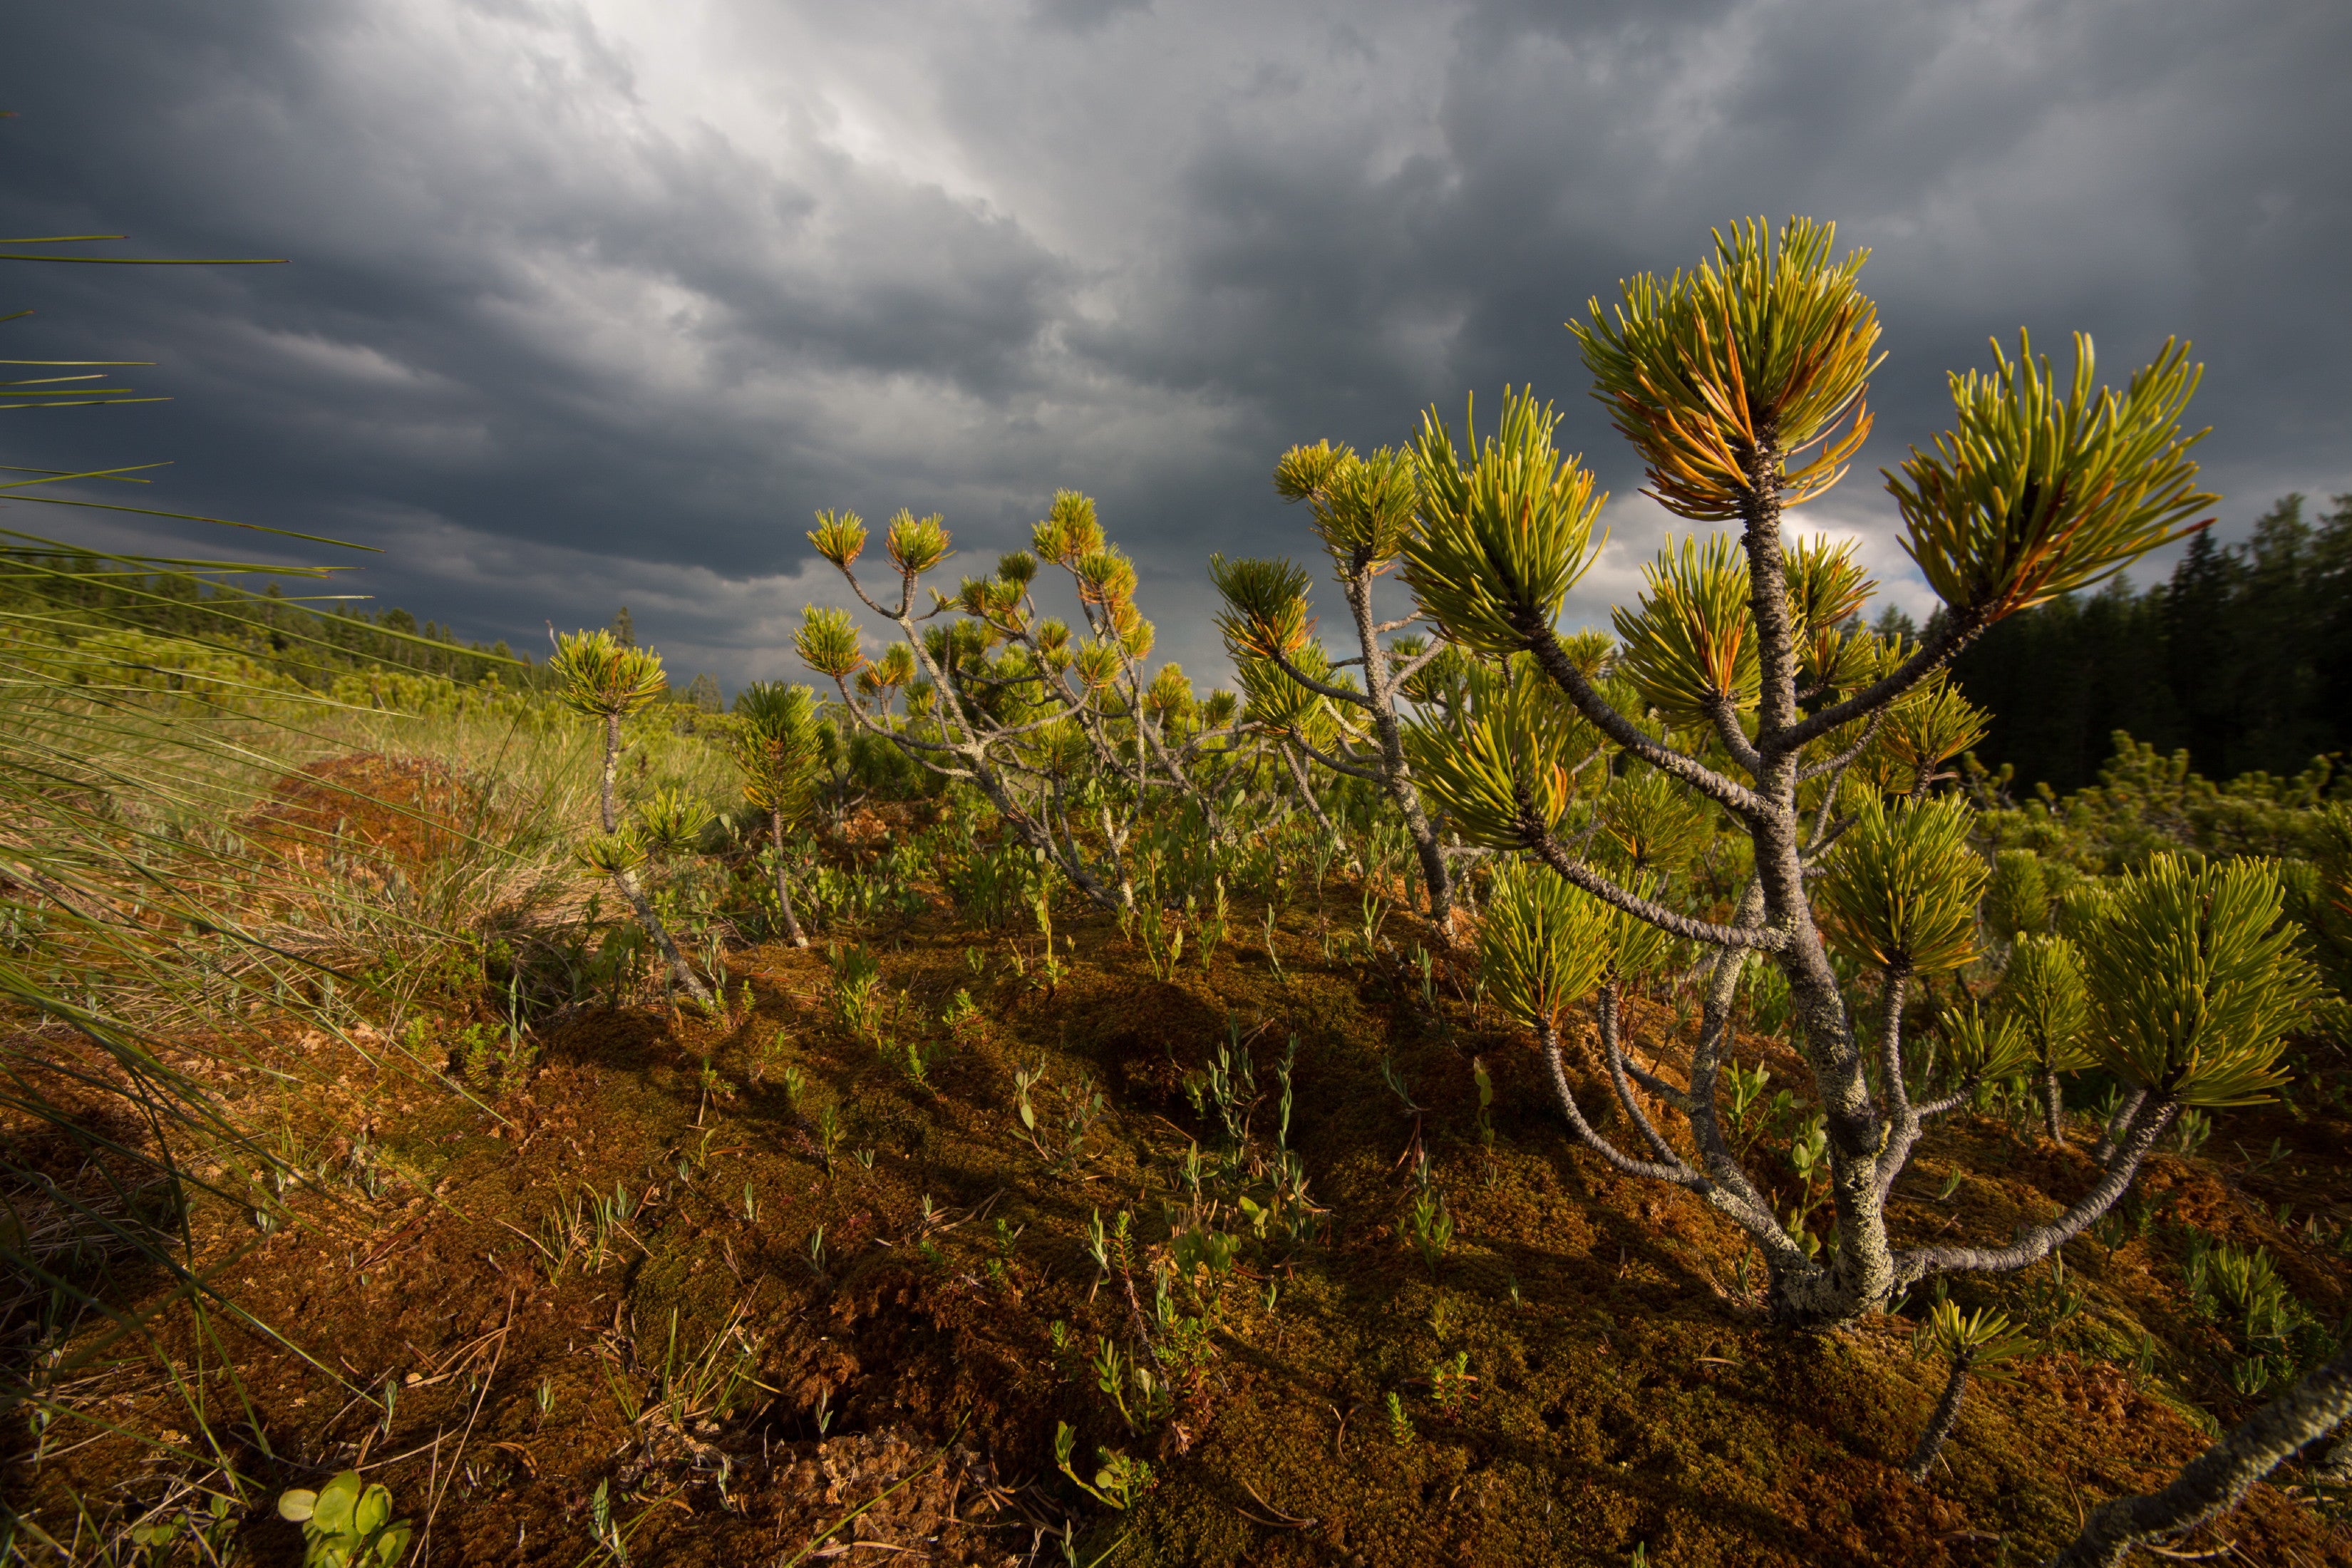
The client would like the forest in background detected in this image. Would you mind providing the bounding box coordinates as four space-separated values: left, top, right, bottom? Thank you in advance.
0 557 737 709
1950 492 2352 793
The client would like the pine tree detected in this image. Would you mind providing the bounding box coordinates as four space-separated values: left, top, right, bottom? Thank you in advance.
728 682 825 947
1396 217 2312 1327
549 629 712 1006
1211 440 1461 929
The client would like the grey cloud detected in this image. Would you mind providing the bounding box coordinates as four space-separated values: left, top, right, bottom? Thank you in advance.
3 0 2346 693
1031 0 1153 36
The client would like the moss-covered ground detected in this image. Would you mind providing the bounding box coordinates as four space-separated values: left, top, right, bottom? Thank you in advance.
7 758 2351 1566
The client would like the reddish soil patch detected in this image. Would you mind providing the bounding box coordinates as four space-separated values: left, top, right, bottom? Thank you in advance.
243 752 507 884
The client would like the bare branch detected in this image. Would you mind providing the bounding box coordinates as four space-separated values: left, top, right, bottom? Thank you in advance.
1520 621 1767 819
1264 640 1374 711
1393 639 1449 686
1293 733 1386 783
1897 1101 2175 1286
1597 984 1691 1170
1521 807 1785 951
1542 1003 1798 1265
1279 742 1336 834
1624 1060 1692 1114
1905 1357 1976 1484
825 680 968 761
1795 708 1884 783
1680 909 1798 1239
1914 1083 1978 1120
827 559 914 623
2092 1087 2150 1167
1878 968 1913 1125
1701 692 1765 778
1539 1016 1695 1185
2049 1346 2352 1568
1802 812 1861 863
1768 607 1989 755
1872 968 1930 1206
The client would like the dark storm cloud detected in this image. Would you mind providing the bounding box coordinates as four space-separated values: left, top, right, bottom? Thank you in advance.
4 0 2347 686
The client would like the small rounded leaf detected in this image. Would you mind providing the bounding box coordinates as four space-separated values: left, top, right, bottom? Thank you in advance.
311 1471 363 1535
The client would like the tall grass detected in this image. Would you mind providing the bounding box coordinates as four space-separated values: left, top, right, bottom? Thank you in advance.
0 232 718 1555
0 608 733 1554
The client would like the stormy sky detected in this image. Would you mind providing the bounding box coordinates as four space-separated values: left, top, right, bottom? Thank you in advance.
6 0 2348 691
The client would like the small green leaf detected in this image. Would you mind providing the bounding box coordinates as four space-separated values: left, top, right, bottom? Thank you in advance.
311 1471 363 1535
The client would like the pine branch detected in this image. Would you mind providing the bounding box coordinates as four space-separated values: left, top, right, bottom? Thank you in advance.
2049 1347 2352 1567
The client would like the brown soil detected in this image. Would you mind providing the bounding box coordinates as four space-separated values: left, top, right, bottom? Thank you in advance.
244 753 500 870
8 776 2352 1567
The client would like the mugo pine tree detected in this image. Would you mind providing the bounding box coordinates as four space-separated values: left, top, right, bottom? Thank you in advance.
728 680 825 947
797 494 1244 911
1397 217 2320 1326
1211 443 1460 929
550 627 715 1006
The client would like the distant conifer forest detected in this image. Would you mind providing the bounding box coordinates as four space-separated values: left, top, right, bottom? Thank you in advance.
1946 493 2352 791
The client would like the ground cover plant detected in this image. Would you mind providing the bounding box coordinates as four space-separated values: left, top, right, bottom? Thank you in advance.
5 218 2352 1567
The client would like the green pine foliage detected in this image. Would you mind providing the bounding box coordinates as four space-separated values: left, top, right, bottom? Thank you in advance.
1968 733 2343 873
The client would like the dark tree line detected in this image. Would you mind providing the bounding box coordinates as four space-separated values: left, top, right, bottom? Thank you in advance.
1950 494 2352 791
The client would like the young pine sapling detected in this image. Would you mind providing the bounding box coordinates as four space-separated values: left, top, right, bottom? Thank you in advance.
1996 932 2094 1145
550 629 712 1007
1904 1298 2036 1482
1212 441 1460 930
797 494 1246 911
727 680 825 947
